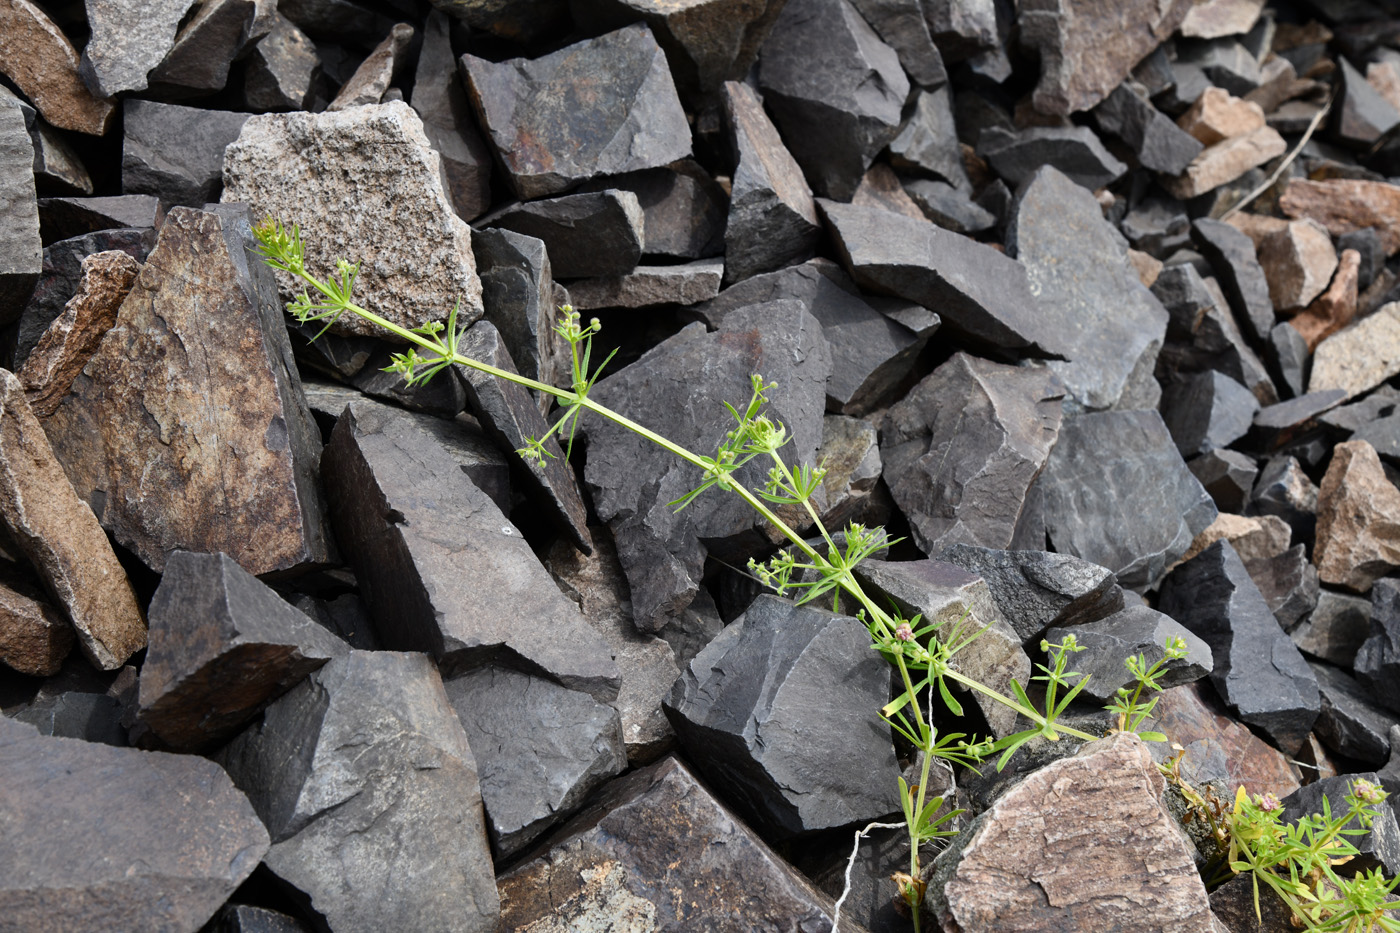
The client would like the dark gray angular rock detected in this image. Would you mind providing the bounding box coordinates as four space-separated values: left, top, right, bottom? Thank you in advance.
1309 662 1396 765
290 592 379 651
147 0 258 97
1008 166 1170 412
14 102 91 197
280 0 396 43
581 301 830 629
321 400 618 699
579 160 726 261
1153 265 1278 406
904 178 997 234
455 322 591 553
665 594 900 836
1177 38 1260 96
1160 369 1260 457
1339 227 1385 294
0 715 268 931
472 228 563 390
1158 539 1320 754
925 0 999 61
1243 544 1318 631
1249 392 1346 456
122 100 250 208
461 23 691 200
1189 448 1259 513
1337 57 1400 149
1155 59 1214 116
79 0 199 97
696 260 937 416
888 86 968 189
1248 455 1318 546
1093 82 1204 175
939 545 1125 644
853 559 1032 738
821 200 1063 354
349 343 468 417
136 551 347 752
1281 772 1400 875
980 125 1128 192
430 0 567 43
1121 197 1190 259
410 10 492 222
209 904 311 933
0 99 39 328
497 755 847 927
720 80 820 284
1192 218 1276 347
1046 605 1212 702
244 12 321 112
849 0 947 86
1290 588 1372 666
444 665 625 858
480 190 644 280
881 353 1064 555
327 22 413 111
1269 319 1309 398
567 260 724 310
217 650 499 933
1042 409 1218 591
6 663 126 746
36 196 162 246
1132 46 1175 97
1357 579 1400 715
757 0 910 200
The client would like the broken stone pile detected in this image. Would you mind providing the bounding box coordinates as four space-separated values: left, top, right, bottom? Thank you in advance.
10 0 1400 930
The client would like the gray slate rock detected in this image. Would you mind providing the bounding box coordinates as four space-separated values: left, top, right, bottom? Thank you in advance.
820 200 1062 354
0 99 40 327
979 125 1129 192
1158 540 1320 755
1160 369 1260 458
209 904 312 933
496 756 847 929
849 0 947 86
136 551 347 752
217 650 499 933
327 21 413 111
349 342 468 417
581 302 830 629
123 100 250 208
320 400 619 699
80 0 199 97
665 594 901 836
880 352 1064 556
1153 264 1278 406
939 545 1125 644
0 716 268 932
1121 197 1190 258
147 0 259 97
1193 218 1276 347
1310 661 1395 765
1281 772 1400 875
927 0 999 60
888 86 968 189
1093 82 1204 175
1042 409 1218 591
1337 57 1400 149
1008 165 1169 412
1045 605 1213 702
1177 37 1260 96
1189 448 1259 513
444 665 625 858
411 10 492 221
1248 455 1318 546
757 0 910 200
1290 588 1371 667
904 179 997 234
480 190 644 279
721 80 821 284
567 260 724 310
36 195 162 245
1269 320 1309 398
471 228 563 390
461 23 692 199
1357 579 1400 716
1243 544 1318 631
455 321 591 553
578 160 727 261
244 12 321 112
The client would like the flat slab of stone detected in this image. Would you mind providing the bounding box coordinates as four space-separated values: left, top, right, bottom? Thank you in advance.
0 716 269 932
122 100 250 209
222 101 483 339
480 190 644 279
0 0 114 135
939 545 1123 643
0 98 40 327
567 260 723 310
979 125 1128 191
461 23 691 199
1047 605 1212 701
1310 302 1400 400
1280 179 1400 256
80 0 198 97
41 206 331 576
1315 440 1400 593
1160 125 1287 199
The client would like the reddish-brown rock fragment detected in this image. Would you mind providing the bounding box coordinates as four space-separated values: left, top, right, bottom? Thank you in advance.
1258 220 1338 312
851 162 924 220
1160 125 1287 199
0 369 144 670
1314 439 1400 593
327 22 413 111
0 0 115 135
18 250 136 418
1178 87 1266 145
1280 179 1400 255
1289 249 1360 352
0 576 72 676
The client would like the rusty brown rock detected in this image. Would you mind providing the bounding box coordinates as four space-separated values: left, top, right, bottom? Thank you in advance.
1258 220 1338 312
327 22 413 111
1178 87 1266 145
41 206 331 576
0 575 72 676
1289 248 1360 352
1178 512 1291 567
0 369 144 670
1280 179 1400 256
852 162 924 220
1314 440 1400 593
0 0 114 135
18 250 136 418
1161 125 1287 199
931 733 1215 933
1130 248 1164 288
1310 302 1400 400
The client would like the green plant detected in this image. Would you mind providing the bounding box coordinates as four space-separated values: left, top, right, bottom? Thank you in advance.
252 219 1184 930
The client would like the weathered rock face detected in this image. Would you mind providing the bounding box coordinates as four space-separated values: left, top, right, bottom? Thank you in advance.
1310 661 1396 766
122 100 249 208
1258 219 1339 312
79 0 199 97
757 0 909 200
1314 440 1400 593
136 551 347 751
0 716 269 933
1041 409 1217 591
1310 302 1400 400
480 190 644 280
0 98 40 327
979 125 1128 192
579 160 726 262
461 23 692 200
889 86 967 188
217 650 499 933
1092 82 1203 175
0 572 72 677
41 206 332 576
327 22 413 111
322 399 618 699
144 0 262 99
880 352 1063 556
1280 179 1400 256
1193 218 1275 346
409 11 492 221
928 733 1216 933
1161 124 1288 200
243 12 320 112
222 101 483 338
497 756 845 929
0 0 115 135
665 594 900 838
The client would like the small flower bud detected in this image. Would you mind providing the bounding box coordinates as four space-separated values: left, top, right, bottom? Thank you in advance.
1255 792 1282 813
895 623 914 642
1354 779 1385 805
